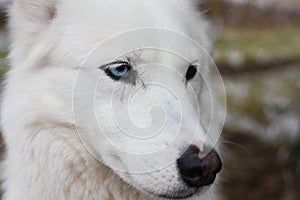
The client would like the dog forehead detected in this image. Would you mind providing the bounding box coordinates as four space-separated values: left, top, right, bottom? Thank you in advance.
85 37 200 75
51 0 210 70
60 0 184 27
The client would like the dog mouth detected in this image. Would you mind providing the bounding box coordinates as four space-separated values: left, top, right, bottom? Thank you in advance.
152 188 201 200
158 192 195 199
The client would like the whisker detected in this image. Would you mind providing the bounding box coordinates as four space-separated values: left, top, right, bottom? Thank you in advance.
221 140 253 157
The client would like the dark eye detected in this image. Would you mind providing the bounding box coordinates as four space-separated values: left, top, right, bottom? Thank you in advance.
186 65 197 81
104 61 132 80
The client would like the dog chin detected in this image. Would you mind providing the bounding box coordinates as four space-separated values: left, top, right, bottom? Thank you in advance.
146 188 201 200
158 192 195 199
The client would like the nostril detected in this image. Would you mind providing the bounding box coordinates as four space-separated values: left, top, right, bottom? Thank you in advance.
177 154 202 177
183 145 200 155
177 145 222 188
202 150 222 174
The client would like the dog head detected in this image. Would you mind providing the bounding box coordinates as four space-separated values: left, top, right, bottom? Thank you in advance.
9 0 225 199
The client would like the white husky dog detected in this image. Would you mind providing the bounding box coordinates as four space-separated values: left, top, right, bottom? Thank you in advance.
1 0 224 199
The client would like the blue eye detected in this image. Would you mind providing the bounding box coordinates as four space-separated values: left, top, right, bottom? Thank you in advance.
104 61 131 80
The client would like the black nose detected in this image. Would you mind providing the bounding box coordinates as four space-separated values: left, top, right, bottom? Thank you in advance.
177 145 222 188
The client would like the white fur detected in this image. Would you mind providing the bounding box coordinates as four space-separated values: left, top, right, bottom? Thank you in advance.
1 0 221 199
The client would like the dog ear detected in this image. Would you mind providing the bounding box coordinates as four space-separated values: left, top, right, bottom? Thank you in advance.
9 0 58 35
8 0 59 64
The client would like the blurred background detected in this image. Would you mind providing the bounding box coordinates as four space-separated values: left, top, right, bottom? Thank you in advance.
0 0 299 199
201 0 300 199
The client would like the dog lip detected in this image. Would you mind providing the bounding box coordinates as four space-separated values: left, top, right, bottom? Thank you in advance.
157 191 195 199
144 188 197 199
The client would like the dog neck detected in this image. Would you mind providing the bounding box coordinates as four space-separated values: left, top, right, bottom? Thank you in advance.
2 123 152 200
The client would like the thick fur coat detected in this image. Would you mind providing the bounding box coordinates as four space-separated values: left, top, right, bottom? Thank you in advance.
1 0 221 199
